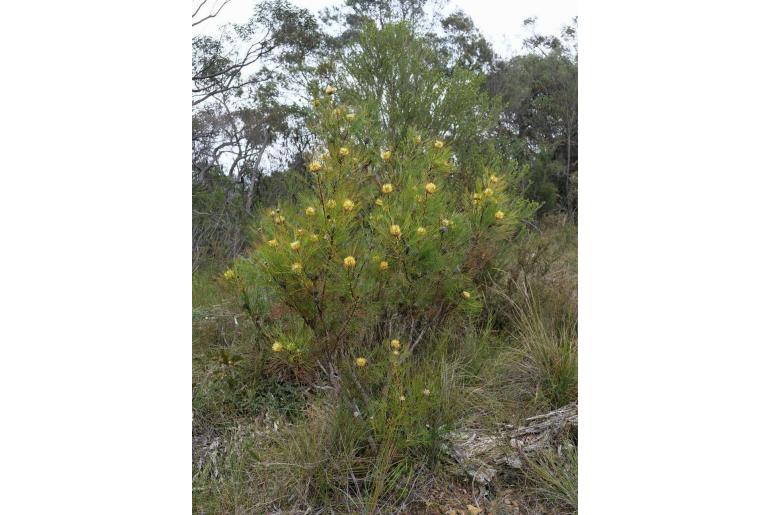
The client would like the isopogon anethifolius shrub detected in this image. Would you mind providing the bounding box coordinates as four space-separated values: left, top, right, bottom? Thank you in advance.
231 87 538 376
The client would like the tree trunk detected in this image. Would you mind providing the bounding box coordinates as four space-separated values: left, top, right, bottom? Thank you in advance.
245 129 269 213
565 124 572 218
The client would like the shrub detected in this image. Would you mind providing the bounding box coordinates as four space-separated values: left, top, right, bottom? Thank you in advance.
234 89 537 374
224 88 537 505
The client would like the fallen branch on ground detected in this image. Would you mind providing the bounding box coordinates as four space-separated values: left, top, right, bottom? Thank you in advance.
445 403 577 484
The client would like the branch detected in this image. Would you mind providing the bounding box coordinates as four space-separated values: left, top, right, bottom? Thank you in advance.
192 0 231 27
191 0 209 20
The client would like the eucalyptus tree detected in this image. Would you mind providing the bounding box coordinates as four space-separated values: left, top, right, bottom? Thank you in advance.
192 0 322 267
487 18 578 214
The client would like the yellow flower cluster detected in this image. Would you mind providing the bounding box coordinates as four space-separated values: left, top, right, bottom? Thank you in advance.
290 240 301 251
308 161 322 172
268 239 278 247
325 85 336 95
389 224 401 238
326 199 337 209
425 182 436 194
416 227 426 237
223 269 236 280
272 341 284 352
433 140 444 149
495 210 505 220
343 199 355 211
382 183 393 194
390 339 401 351
355 357 367 367
379 260 389 271
343 256 356 269
291 262 303 273
381 150 391 161
306 206 316 216
338 147 350 157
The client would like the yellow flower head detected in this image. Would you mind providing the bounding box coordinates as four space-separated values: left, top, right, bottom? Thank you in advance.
274 215 285 224
325 85 336 95
392 350 400 356
415 135 422 144
375 198 384 207
343 199 355 211
326 199 337 209
416 227 427 237
343 256 357 269
355 357 367 368
472 193 482 204
389 224 401 238
269 209 276 216
490 174 500 184
308 161 322 173
422 388 431 396
338 147 350 157
346 113 355 121
390 339 401 351
272 341 284 353
379 260 389 271
441 218 450 227
290 240 301 251
399 394 406 402
291 262 303 273
433 140 444 149
312 98 320 107
310 233 319 242
425 182 437 194
267 238 278 247
305 206 316 216
495 210 505 221
223 269 236 280
297 229 304 235
483 187 493 197
381 150 391 161
382 183 393 194
462 291 471 300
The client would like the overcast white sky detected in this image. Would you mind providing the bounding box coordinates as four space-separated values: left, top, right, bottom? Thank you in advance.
193 0 577 58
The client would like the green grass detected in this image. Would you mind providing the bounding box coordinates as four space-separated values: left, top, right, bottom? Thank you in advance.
525 443 578 513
